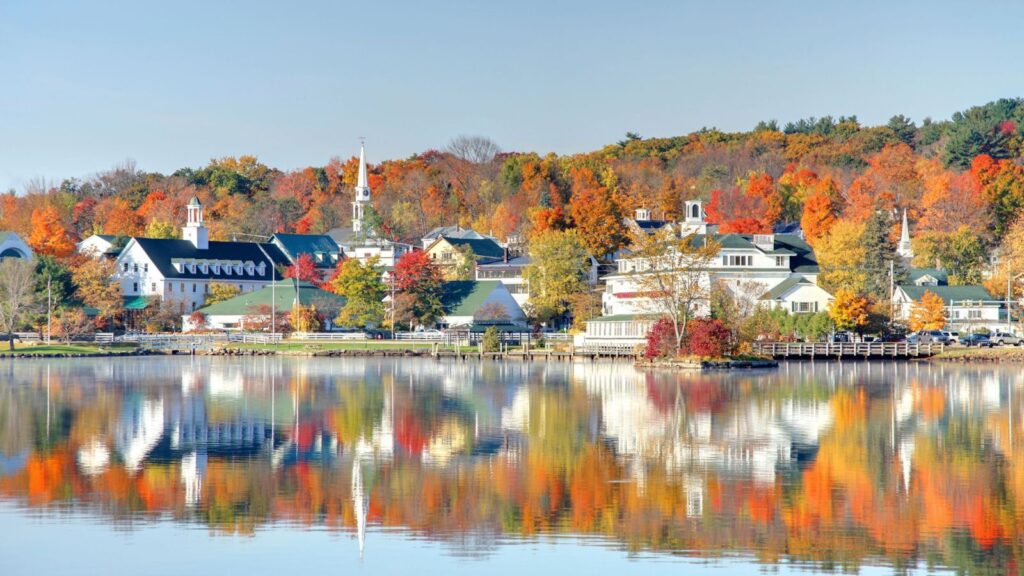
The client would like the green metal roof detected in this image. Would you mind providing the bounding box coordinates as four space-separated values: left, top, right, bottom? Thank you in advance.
122 296 154 310
759 275 815 300
198 281 346 316
441 280 502 316
898 285 995 305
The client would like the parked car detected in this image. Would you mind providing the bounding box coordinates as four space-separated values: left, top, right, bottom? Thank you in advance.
990 332 1023 346
830 331 852 343
961 333 995 347
907 330 950 344
942 331 961 344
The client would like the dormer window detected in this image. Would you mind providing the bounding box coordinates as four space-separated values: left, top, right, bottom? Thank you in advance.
245 262 254 276
234 264 243 275
199 261 208 274
188 262 196 273
212 263 221 274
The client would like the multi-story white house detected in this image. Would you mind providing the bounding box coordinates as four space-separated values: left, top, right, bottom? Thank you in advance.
581 201 833 348
603 201 833 317
113 197 290 313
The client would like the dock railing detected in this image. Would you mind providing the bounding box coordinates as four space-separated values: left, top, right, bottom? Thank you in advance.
754 342 944 358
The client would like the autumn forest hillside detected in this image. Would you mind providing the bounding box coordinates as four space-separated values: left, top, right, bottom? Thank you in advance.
8 97 1024 298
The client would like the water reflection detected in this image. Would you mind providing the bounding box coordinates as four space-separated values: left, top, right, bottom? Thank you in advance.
0 358 1021 573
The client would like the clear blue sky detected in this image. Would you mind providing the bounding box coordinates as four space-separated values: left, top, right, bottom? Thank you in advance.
2 0 1023 192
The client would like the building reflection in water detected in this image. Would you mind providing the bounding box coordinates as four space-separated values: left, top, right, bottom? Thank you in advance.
1 357 1023 573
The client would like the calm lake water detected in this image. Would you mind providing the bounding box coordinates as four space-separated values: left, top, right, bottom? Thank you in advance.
0 357 1019 575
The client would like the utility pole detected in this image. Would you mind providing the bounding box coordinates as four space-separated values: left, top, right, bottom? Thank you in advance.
889 260 895 321
389 271 396 338
46 273 52 345
1009 261 1013 334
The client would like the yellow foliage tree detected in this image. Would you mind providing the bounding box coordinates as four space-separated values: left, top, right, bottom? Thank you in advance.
908 290 946 331
205 282 240 306
815 219 867 294
827 289 871 332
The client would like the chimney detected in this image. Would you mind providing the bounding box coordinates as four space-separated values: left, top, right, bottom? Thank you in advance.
503 247 509 263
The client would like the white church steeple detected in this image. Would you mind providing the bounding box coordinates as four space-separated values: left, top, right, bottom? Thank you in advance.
897 209 913 261
353 144 371 234
182 196 209 250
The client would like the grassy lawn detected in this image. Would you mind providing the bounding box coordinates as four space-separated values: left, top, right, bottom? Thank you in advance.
0 343 137 356
933 346 1024 361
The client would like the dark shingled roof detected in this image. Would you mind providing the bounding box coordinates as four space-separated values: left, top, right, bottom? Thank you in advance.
439 236 505 260
691 233 820 274
132 238 289 281
477 255 531 268
634 219 670 231
271 233 341 268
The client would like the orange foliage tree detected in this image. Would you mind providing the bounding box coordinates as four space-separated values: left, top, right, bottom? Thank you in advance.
908 290 946 331
706 172 781 233
567 168 625 258
28 206 75 257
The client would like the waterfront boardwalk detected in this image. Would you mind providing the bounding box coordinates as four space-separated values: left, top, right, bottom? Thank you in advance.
754 342 944 359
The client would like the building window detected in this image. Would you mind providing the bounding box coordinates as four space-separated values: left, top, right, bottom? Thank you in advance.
725 255 752 267
791 301 818 313
144 263 149 273
151 283 156 292
123 263 128 272
205 284 210 293
133 263 138 273
968 309 982 319
132 282 138 292
775 256 785 267
167 283 173 293
180 283 185 292
192 283 196 293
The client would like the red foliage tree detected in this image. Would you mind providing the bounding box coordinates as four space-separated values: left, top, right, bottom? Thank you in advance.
683 318 733 358
394 250 442 291
644 318 678 360
283 253 322 284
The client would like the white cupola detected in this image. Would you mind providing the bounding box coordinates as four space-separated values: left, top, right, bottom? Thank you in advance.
182 196 209 250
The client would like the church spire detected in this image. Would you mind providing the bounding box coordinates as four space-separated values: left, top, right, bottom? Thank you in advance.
357 144 369 191
353 142 371 233
897 208 913 261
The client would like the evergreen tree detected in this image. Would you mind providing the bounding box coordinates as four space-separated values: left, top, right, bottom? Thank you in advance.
862 208 907 302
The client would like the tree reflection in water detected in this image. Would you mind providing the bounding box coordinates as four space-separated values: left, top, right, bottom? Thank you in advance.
0 358 1020 572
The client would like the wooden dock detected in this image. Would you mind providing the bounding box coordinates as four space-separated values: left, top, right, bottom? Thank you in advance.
754 342 944 359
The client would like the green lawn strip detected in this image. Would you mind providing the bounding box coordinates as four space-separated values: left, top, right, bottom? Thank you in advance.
932 347 1024 361
0 342 139 356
